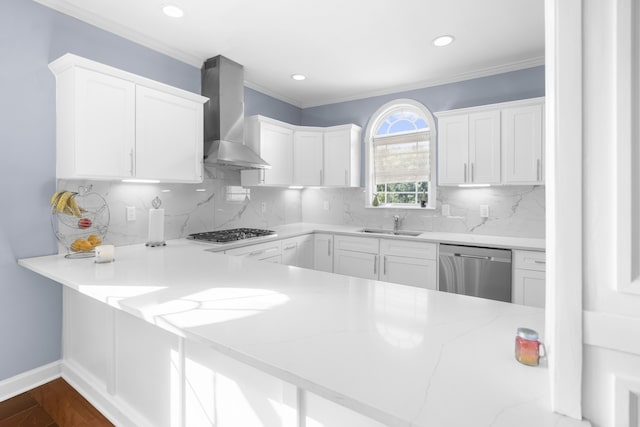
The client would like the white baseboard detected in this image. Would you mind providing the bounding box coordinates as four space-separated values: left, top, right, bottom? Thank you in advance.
0 361 62 402
61 360 152 427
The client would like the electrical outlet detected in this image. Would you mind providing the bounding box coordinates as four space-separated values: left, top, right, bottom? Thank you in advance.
480 205 489 218
323 200 330 210
261 202 267 213
442 204 450 217
126 206 136 222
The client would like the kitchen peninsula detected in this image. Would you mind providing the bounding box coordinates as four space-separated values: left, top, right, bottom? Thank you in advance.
19 232 588 427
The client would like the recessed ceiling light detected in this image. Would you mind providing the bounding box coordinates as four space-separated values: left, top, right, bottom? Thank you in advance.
432 35 455 47
162 4 184 18
291 74 306 81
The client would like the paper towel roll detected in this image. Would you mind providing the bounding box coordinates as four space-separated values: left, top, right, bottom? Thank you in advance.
148 208 165 243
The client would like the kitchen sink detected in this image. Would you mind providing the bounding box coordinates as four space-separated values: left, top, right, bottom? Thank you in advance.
358 228 423 237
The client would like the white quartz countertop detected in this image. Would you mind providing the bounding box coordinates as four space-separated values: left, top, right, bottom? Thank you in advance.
196 222 546 252
19 239 586 427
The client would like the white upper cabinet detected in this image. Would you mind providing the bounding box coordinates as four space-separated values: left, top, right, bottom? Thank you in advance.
323 125 361 187
49 54 207 183
241 117 294 186
437 115 469 185
244 116 361 187
135 86 204 182
436 97 544 186
293 130 324 186
501 103 544 184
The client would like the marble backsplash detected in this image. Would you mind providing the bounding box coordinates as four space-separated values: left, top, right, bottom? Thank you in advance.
55 168 544 250
56 168 302 248
301 185 545 238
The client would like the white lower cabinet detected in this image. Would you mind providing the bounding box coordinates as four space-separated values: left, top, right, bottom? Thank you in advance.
512 250 546 308
333 235 438 288
281 234 314 268
379 239 438 290
333 235 380 280
313 233 334 272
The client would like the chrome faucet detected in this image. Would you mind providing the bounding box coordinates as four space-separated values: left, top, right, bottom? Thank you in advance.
393 215 400 232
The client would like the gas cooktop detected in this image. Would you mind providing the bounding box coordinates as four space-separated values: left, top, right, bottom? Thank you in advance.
187 228 276 243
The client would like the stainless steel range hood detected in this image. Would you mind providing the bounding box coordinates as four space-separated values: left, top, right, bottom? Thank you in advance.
201 56 270 169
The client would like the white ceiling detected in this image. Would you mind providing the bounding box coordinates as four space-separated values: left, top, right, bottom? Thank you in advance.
34 0 545 108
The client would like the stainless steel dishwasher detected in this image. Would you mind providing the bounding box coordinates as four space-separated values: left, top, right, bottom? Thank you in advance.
438 244 512 302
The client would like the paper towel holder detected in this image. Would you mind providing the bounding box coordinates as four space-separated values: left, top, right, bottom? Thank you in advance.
146 196 167 248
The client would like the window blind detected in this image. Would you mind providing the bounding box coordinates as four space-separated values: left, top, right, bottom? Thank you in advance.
373 130 430 184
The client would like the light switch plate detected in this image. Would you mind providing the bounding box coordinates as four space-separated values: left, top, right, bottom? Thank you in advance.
323 200 330 210
442 204 450 217
480 205 489 218
261 202 267 213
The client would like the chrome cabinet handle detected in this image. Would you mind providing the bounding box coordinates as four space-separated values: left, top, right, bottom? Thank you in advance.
471 163 475 182
249 250 264 256
129 149 134 176
284 244 296 250
534 260 546 264
383 255 387 275
536 159 541 181
320 170 323 185
464 163 468 183
374 255 378 275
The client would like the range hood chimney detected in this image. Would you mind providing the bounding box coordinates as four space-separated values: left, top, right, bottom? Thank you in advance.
201 56 270 169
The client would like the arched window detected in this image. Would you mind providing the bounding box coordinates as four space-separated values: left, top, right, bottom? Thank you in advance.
365 99 436 208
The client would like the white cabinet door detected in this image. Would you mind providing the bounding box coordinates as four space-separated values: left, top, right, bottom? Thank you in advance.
502 103 544 184
513 269 546 308
282 235 314 268
379 239 438 289
469 110 501 184
63 67 136 179
293 130 323 186
437 114 469 185
334 249 379 280
512 250 546 308
323 126 361 187
135 86 203 182
242 119 293 186
380 256 437 290
313 233 334 272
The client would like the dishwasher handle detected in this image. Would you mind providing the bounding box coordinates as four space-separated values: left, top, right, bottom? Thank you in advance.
454 253 493 261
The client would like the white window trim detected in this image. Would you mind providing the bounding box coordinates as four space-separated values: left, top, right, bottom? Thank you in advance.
364 99 437 209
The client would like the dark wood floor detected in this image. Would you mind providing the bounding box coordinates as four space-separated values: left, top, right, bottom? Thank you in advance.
0 378 113 427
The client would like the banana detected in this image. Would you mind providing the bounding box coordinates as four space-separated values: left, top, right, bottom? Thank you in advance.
68 194 82 217
50 190 65 206
55 191 73 214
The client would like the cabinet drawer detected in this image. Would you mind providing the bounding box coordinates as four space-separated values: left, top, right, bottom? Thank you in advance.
380 239 437 260
334 235 379 254
513 250 546 271
225 241 282 260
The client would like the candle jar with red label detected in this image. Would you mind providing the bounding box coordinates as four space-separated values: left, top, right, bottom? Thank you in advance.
515 327 545 366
